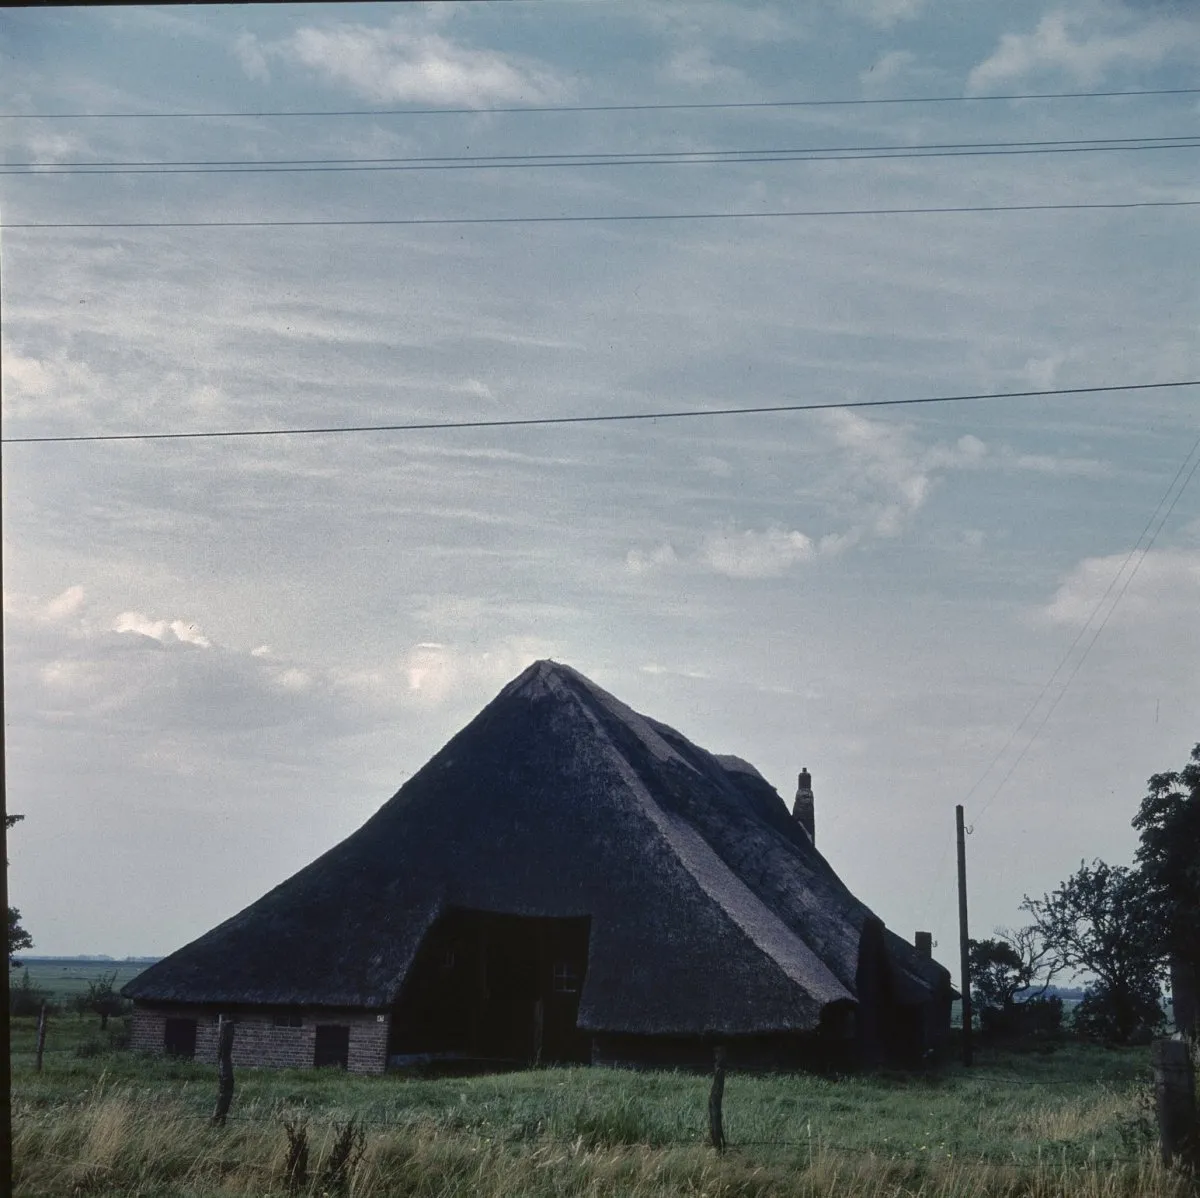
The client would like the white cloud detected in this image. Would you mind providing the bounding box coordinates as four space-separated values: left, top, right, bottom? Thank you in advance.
626 544 679 575
1 350 53 398
399 638 553 707
1043 547 1200 628
44 586 85 622
233 31 270 83
700 525 816 578
968 7 1200 91
113 611 212 649
280 20 566 106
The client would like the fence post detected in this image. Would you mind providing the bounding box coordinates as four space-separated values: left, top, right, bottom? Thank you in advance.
708 1045 726 1152
1152 1038 1197 1168
211 1015 236 1127
35 1004 47 1073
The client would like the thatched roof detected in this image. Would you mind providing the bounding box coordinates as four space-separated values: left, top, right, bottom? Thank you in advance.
125 660 950 1035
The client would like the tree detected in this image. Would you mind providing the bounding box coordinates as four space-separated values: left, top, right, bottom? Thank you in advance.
83 971 126 1030
1132 742 1200 1038
7 813 33 968
1021 860 1165 1044
970 928 1063 1040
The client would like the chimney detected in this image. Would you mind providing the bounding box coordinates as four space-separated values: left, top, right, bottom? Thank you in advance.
915 931 933 959
792 768 815 842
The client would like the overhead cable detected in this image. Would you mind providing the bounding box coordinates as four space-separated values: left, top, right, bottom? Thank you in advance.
5 198 1199 231
5 380 1197 447
3 85 1199 121
6 134 1200 175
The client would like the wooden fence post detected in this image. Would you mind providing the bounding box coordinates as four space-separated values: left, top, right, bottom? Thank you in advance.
1153 1038 1197 1168
35 1004 47 1073
708 1045 726 1152
211 1015 236 1127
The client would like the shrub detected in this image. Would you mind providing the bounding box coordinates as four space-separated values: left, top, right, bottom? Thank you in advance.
8 967 55 1017
1071 981 1165 1044
979 995 1063 1042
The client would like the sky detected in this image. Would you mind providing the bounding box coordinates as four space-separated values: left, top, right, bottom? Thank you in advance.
1 1 1197 982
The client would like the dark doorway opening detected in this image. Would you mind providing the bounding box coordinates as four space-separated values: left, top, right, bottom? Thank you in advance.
164 1017 197 1060
314 1024 351 1069
389 909 591 1066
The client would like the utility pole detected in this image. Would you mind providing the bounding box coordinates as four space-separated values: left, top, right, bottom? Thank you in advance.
1 210 13 1198
956 804 973 1067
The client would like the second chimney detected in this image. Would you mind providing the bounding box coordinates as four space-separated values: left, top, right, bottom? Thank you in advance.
792 768 815 842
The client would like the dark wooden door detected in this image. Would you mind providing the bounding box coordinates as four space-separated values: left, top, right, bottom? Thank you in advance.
164 1017 197 1060
314 1024 350 1068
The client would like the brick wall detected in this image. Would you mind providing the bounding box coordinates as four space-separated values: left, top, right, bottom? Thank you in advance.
131 1003 390 1075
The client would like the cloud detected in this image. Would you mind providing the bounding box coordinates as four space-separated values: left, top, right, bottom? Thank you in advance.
968 7 1200 91
700 525 816 578
822 410 939 537
1042 547 1200 628
44 586 86 622
233 32 271 84
113 611 213 649
398 638 554 707
626 544 679 575
278 19 566 106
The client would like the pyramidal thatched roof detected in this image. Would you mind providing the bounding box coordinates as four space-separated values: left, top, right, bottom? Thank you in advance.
125 660 948 1035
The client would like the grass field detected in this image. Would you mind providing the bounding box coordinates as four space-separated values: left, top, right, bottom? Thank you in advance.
14 957 156 1004
9 1014 1192 1197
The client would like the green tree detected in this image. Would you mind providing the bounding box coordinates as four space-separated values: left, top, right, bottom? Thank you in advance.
84 971 126 1030
970 928 1062 1039
1021 860 1165 1043
7 813 33 968
1132 743 1200 1037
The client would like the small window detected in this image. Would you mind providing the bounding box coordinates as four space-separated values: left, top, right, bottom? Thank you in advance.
553 962 580 994
273 1013 302 1028
442 948 456 971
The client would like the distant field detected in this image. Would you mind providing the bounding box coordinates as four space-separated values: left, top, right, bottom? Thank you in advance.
15 957 157 1002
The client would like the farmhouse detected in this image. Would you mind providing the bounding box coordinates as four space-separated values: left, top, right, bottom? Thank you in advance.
124 660 952 1074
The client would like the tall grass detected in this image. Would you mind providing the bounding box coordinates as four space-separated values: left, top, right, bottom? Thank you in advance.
10 1019 1193 1197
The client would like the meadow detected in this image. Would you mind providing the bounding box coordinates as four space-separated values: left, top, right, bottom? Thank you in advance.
9 1013 1192 1198
14 957 155 1004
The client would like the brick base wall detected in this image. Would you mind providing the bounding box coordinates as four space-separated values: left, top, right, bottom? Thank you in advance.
131 1003 390 1075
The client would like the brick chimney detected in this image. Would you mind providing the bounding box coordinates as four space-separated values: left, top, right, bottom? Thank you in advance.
792 768 815 842
915 931 933 959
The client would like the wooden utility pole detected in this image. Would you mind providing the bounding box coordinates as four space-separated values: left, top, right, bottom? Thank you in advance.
1 227 13 1198
956 805 973 1067
35 1003 47 1073
211 1015 236 1126
708 1045 727 1151
1152 1038 1197 1168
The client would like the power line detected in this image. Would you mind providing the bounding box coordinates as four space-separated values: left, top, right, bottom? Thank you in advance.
4 380 1197 447
7 134 1200 175
964 430 1200 819
5 198 1198 232
3 85 1199 121
973 433 1200 824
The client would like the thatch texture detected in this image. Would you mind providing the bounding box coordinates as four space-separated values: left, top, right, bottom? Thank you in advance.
125 661 949 1038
